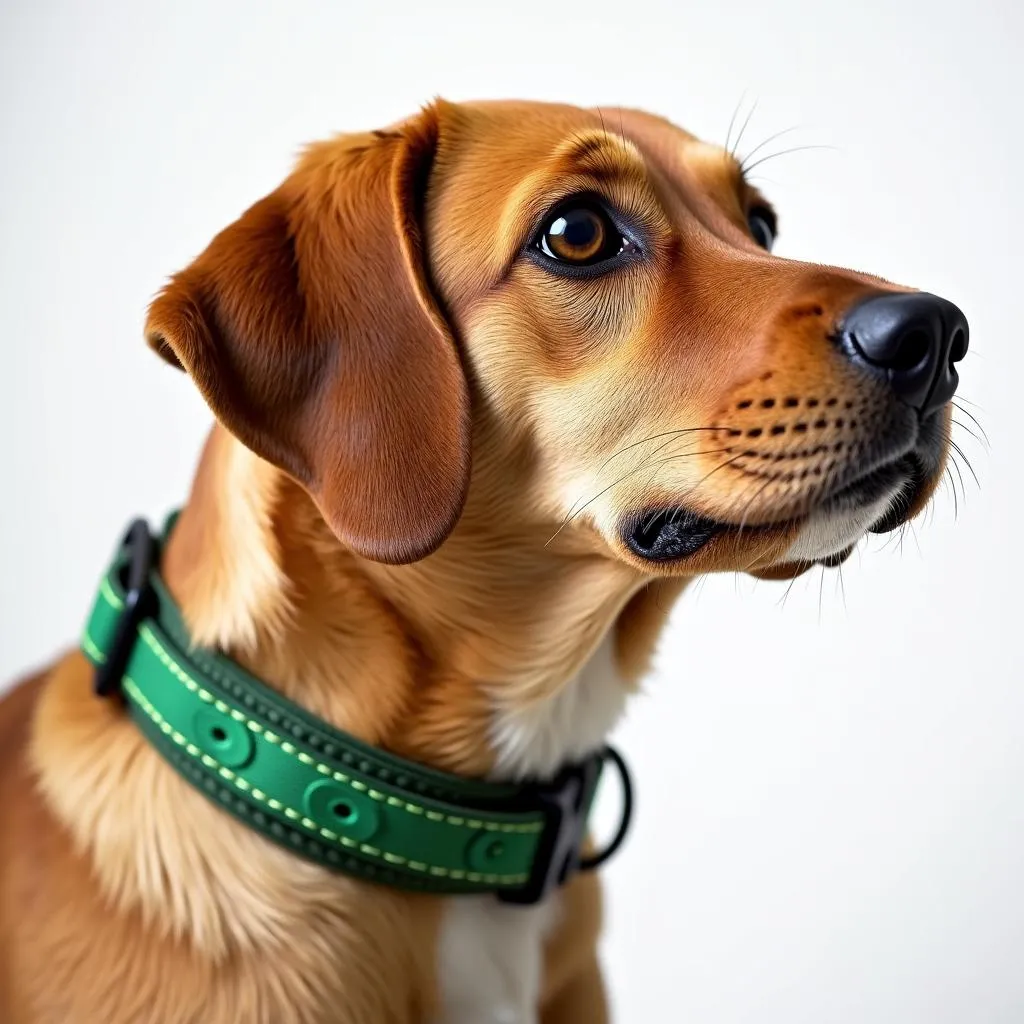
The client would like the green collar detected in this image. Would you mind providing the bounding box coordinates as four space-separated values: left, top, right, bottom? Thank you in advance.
80 517 631 904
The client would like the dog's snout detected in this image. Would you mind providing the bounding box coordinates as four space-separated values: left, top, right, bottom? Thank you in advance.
839 292 968 418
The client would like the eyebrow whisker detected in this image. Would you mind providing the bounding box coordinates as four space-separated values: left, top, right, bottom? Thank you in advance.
730 98 759 158
739 125 801 173
742 143 838 175
724 91 748 155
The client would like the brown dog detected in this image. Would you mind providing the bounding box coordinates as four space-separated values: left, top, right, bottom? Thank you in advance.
0 99 967 1023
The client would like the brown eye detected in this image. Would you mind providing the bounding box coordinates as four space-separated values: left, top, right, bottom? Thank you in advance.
538 204 625 266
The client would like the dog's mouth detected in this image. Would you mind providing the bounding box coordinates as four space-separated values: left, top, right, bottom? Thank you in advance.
624 452 929 565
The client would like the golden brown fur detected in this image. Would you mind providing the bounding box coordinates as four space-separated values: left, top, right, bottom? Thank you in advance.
0 98 953 1022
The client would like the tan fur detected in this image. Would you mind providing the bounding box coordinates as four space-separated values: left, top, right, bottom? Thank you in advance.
1 98 954 1022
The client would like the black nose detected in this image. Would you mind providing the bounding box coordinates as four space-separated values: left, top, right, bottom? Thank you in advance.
839 292 969 419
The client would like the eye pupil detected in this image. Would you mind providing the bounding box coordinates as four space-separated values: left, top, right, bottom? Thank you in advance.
559 211 599 248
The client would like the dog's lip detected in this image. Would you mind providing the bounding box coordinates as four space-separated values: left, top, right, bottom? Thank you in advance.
622 507 788 563
865 453 928 533
622 454 924 563
823 452 919 520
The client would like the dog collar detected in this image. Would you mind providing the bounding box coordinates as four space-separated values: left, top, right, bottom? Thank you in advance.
80 517 632 904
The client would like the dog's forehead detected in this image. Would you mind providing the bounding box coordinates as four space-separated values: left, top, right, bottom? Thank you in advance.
598 107 754 241
427 100 746 299
435 100 738 202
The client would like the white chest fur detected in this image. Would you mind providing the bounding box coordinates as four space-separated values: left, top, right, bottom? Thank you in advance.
434 634 625 1023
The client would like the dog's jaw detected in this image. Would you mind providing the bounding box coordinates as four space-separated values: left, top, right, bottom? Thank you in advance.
783 488 900 563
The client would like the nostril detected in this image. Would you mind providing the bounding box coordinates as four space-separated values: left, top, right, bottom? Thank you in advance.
840 292 968 417
889 327 933 373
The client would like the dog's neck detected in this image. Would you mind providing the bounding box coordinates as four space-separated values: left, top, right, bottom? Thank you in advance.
29 424 685 964
161 426 676 782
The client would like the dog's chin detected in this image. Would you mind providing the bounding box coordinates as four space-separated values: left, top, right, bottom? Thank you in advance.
622 452 932 575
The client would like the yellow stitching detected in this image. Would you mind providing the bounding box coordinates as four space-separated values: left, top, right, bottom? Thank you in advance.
99 576 124 611
121 676 517 883
81 632 107 664
136 627 544 835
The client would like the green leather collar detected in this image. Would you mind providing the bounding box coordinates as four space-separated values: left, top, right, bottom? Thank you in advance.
80 517 632 903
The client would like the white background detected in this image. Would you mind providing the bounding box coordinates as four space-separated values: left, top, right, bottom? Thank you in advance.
1 1 1021 1020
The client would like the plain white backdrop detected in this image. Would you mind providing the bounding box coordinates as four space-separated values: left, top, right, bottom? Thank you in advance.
2 0 1021 1020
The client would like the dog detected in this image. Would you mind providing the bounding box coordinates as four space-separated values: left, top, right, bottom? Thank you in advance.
0 98 968 1023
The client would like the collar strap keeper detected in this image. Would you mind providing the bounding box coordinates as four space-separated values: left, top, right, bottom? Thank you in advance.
79 516 633 903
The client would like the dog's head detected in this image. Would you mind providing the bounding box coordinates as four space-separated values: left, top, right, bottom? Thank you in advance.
147 99 967 578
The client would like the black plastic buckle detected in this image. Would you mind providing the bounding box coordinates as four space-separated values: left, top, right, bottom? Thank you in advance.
500 743 634 906
94 519 158 698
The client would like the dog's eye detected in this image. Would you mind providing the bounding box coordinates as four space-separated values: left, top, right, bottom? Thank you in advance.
536 203 626 266
747 206 776 251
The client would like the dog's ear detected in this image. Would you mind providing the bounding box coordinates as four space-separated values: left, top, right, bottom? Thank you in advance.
145 108 470 564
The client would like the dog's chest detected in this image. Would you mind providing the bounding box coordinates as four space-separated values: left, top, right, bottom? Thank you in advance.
434 635 625 1023
434 894 559 1024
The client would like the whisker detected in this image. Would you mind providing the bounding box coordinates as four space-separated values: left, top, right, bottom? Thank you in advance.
952 395 984 410
952 401 990 445
949 453 967 506
909 519 923 557
597 427 721 473
741 144 837 175
739 125 801 171
550 437 732 546
733 473 783 539
948 440 980 489
952 418 988 450
639 447 740 531
637 454 748 529
777 572 800 610
731 98 759 158
561 432 704 528
945 465 959 520
740 527 786 575
724 91 748 156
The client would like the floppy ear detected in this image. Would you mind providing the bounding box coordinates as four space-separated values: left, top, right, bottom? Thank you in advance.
145 108 470 564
